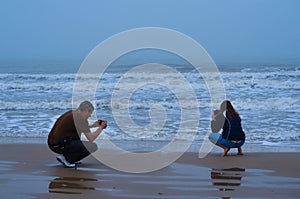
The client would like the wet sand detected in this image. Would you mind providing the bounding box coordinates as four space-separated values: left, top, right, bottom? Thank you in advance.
0 144 299 199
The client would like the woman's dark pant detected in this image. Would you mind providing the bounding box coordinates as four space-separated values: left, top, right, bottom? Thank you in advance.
49 140 98 163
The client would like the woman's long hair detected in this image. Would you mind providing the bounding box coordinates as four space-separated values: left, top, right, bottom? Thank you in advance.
220 100 241 121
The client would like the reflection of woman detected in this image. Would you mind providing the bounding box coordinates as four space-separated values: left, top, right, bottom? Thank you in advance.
209 100 245 156
211 167 245 199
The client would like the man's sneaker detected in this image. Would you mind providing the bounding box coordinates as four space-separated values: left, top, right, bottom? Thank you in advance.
74 161 82 165
56 155 76 168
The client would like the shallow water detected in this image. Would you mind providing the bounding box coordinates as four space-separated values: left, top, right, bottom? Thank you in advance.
0 160 299 199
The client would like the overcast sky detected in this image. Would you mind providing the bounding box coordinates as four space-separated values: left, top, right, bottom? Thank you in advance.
0 0 299 64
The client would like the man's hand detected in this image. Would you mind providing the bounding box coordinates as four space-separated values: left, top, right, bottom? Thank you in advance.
90 120 100 128
90 120 107 128
100 120 108 129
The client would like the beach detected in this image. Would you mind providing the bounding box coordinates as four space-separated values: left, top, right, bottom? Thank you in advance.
0 143 299 199
1 0 300 198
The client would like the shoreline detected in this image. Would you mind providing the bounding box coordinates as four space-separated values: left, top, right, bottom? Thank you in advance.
0 143 299 198
1 137 300 153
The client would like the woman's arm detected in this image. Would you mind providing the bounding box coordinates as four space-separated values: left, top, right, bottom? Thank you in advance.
211 114 224 133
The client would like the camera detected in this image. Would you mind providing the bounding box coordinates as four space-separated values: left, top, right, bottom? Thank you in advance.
98 120 103 125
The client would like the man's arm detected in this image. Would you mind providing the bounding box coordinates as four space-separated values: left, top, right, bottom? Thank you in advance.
84 121 107 142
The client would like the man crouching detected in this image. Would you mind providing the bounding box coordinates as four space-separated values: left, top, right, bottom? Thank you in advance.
48 100 107 168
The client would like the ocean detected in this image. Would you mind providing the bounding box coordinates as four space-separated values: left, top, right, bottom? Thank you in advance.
0 61 299 150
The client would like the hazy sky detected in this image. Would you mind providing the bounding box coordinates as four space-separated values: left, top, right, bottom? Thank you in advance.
0 0 299 64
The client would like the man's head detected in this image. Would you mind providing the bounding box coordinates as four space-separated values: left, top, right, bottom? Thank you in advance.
78 100 94 118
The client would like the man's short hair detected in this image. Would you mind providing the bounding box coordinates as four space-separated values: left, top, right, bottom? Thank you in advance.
78 100 94 112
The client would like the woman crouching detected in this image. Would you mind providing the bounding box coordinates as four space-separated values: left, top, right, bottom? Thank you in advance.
209 100 245 156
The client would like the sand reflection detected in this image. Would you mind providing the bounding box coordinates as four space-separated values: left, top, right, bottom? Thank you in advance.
211 167 245 199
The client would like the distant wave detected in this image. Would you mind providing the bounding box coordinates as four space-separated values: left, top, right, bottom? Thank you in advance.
0 65 299 146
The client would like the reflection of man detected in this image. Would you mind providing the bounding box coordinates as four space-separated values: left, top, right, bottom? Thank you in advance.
211 167 245 198
49 176 97 194
48 101 107 168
